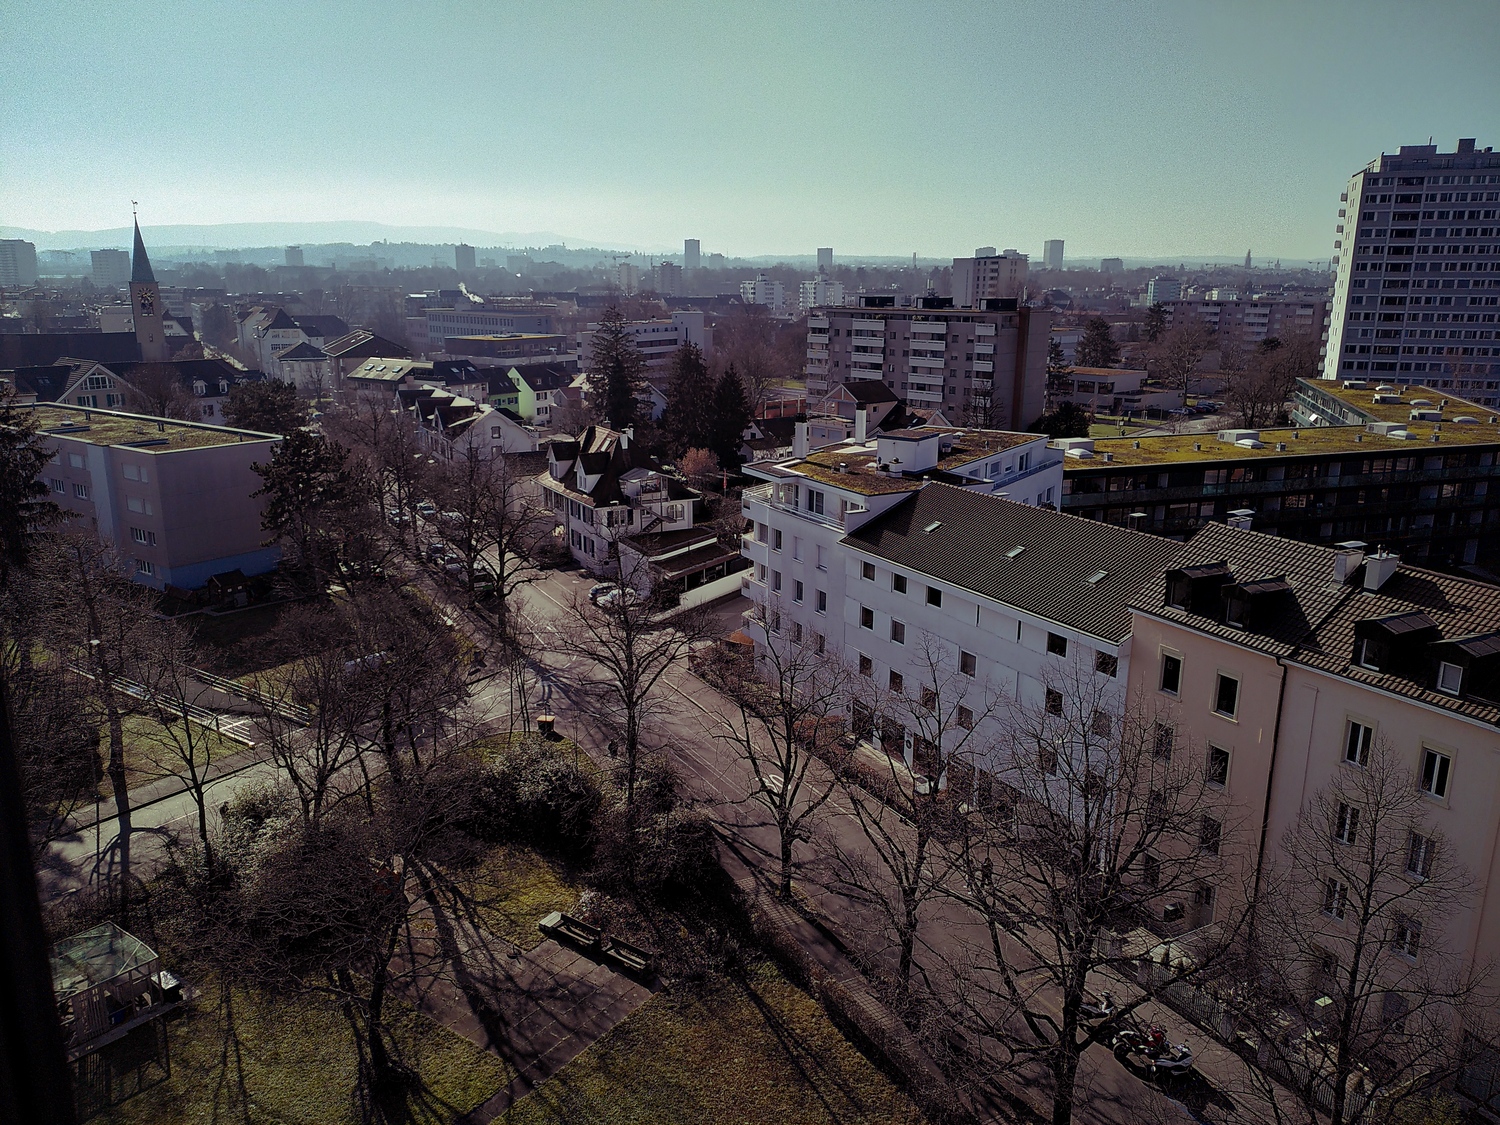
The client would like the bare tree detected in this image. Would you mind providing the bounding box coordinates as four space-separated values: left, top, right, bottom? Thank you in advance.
939 654 1242 1125
558 545 710 807
1152 320 1212 397
323 394 432 559
700 600 850 898
123 362 196 420
831 632 1001 994
1222 332 1320 430
1234 740 1490 1125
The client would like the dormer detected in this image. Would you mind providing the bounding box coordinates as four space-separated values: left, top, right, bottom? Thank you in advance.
1352 611 1440 674
1220 575 1291 631
193 380 207 396
1427 631 1500 702
1164 561 1232 614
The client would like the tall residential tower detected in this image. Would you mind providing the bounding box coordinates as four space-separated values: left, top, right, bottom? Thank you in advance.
1324 138 1499 393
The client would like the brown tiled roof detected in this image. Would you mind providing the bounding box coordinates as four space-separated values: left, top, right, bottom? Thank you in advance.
1294 566 1500 726
1131 522 1351 656
842 482 1181 643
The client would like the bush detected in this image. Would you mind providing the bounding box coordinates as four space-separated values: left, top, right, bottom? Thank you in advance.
470 737 603 858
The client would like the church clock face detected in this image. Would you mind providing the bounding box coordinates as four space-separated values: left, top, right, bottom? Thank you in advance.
137 291 155 316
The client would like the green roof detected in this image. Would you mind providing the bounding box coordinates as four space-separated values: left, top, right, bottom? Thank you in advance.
26 404 277 451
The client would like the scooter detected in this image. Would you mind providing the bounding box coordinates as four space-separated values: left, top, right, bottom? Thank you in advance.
1079 991 1116 1022
1112 1025 1194 1077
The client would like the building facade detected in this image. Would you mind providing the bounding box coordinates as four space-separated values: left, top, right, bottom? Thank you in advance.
26 404 280 589
952 250 1028 305
1324 139 1500 386
1043 240 1064 272
0 239 38 287
1147 276 1182 305
91 249 130 288
1161 295 1328 347
805 298 1051 430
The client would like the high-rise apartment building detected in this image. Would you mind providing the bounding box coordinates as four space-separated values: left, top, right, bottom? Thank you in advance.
615 262 639 294
817 247 833 273
740 273 786 313
284 245 304 267
1161 295 1328 347
805 296 1051 430
651 261 682 296
1325 138 1500 385
799 276 845 312
91 249 130 288
683 238 701 271
951 249 1028 305
1043 239 1064 271
1146 276 1181 305
1100 257 1124 275
455 243 476 272
0 239 38 287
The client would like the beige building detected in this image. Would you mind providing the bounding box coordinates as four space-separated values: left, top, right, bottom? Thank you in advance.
26 403 280 589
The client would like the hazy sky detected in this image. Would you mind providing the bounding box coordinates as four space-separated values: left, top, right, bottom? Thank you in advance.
3 0 1497 259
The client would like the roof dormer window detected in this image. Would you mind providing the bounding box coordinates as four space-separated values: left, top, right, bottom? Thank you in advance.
1436 661 1463 696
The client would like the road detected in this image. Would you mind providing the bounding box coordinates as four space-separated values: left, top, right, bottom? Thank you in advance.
41 556 1275 1123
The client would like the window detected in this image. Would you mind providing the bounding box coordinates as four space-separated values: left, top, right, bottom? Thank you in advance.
772 570 782 592
792 536 802 560
1335 803 1360 845
1039 745 1059 775
1166 575 1191 609
814 632 825 655
768 611 780 633
1345 720 1373 767
1160 653 1182 694
858 654 873 677
756 523 768 542
1095 651 1118 677
1207 746 1230 787
72 483 89 499
790 622 803 643
1214 674 1239 718
136 558 154 576
49 478 64 493
123 463 140 481
1200 816 1222 855
889 669 904 693
772 529 782 551
808 489 825 515
816 589 827 613
1091 710 1112 737
957 705 974 730
1420 748 1451 799
1437 661 1464 695
794 580 804 603
490 426 502 439
959 650 976 677
1045 688 1063 715
1354 636 1385 670
1407 831 1436 879
892 573 907 593
129 527 156 546
1392 914 1422 959
860 606 874 629
68 453 84 468
1323 878 1348 919
926 586 942 607
861 561 875 581
920 685 937 711
890 620 905 644
1141 854 1161 887
1047 632 1068 657
1153 723 1174 760
815 544 827 570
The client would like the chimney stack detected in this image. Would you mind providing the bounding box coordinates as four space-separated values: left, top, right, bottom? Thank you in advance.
854 407 868 443
1364 550 1400 592
1226 509 1254 531
793 421 809 458
1333 540 1367 584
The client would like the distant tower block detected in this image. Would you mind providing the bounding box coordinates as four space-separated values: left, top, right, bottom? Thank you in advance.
1043 239 1064 271
1244 249 1252 269
684 238 701 271
817 247 833 273
455 243 476 272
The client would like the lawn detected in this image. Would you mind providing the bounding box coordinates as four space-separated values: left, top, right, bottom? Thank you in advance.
96 981 509 1125
464 843 584 951
501 962 926 1125
107 713 246 793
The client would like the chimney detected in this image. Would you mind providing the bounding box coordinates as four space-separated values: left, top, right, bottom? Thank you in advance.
1364 550 1400 591
1226 509 1254 531
854 407 868 443
793 421 809 458
1457 138 1476 155
1333 540 1367 584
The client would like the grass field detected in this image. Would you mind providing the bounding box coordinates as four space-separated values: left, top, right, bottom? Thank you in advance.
107 713 245 792
95 981 508 1125
501 962 925 1125
463 843 584 951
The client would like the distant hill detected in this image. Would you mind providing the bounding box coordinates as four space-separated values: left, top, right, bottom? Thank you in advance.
0 220 672 254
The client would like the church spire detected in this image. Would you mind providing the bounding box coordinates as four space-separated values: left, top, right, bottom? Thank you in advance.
131 210 156 284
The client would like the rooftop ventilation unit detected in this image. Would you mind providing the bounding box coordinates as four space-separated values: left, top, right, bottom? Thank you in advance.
1006 545 1025 558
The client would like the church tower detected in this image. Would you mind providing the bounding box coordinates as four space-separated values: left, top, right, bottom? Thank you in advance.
129 213 168 362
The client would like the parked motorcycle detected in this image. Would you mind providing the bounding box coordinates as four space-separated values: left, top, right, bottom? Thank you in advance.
1112 1024 1194 1077
1079 991 1116 1022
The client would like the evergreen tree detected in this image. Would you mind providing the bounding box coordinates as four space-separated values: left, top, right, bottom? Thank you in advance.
707 365 751 473
586 306 646 430
1143 301 1167 343
251 430 357 593
224 379 307 435
1028 401 1092 439
1074 316 1120 368
661 344 714 453
0 388 63 578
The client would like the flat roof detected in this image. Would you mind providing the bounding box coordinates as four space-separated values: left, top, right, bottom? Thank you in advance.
23 404 277 451
1079 421 1500 467
1301 379 1492 425
795 428 1041 495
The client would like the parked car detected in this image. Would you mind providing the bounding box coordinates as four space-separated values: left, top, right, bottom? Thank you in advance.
589 582 619 604
386 507 411 526
424 542 447 562
416 500 438 519
598 586 642 610
443 561 466 581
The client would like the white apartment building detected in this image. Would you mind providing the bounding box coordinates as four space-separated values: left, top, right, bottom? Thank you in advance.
741 423 1064 706
740 273 787 315
1162 296 1329 347
1325 138 1500 399
0 239 38 287
581 311 712 373
804 298 1052 430
651 261 683 296
952 249 1029 305
799 276 846 312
